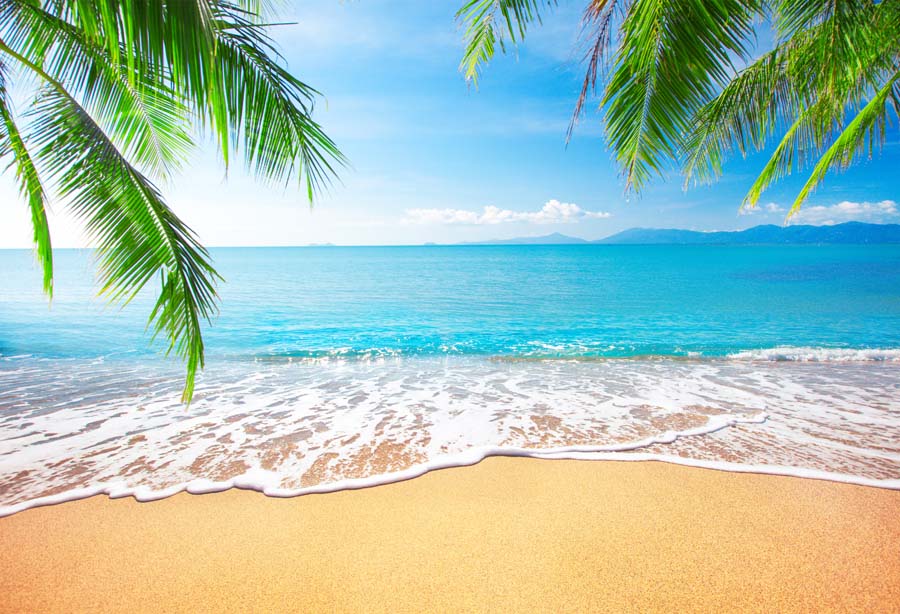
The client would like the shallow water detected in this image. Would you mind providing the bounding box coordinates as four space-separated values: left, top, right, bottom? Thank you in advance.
1 245 899 515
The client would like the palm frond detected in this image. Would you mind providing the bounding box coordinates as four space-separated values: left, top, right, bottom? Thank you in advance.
683 0 900 207
602 0 762 192
790 70 900 216
567 0 618 143
682 30 815 188
210 3 346 195
0 0 346 402
0 58 52 296
27 86 220 402
773 0 867 39
742 102 827 208
0 0 194 178
6 0 344 194
457 0 558 85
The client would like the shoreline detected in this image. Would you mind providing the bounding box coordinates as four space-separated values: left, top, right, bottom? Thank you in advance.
4 445 900 519
2 459 899 613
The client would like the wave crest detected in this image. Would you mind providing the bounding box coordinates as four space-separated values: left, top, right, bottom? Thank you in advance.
727 347 900 362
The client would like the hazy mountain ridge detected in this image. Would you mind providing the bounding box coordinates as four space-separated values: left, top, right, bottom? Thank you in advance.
455 222 900 245
599 222 900 244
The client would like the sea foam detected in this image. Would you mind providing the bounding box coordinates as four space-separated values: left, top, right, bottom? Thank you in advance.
1 355 899 517
728 347 900 362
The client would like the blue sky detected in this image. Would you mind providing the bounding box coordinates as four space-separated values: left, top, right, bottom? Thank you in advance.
1 0 898 247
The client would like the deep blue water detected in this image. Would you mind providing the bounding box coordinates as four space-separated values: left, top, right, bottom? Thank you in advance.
2 244 899 361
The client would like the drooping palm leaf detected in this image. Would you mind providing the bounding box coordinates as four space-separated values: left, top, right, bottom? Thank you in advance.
602 0 762 191
790 70 900 215
39 0 345 185
567 0 618 142
681 33 813 189
0 0 194 178
0 59 52 296
684 0 900 209
210 6 345 196
28 85 220 402
460 0 899 217
457 0 558 85
0 0 344 402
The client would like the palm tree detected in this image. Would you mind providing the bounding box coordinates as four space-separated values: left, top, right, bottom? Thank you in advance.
0 0 344 402
458 0 899 214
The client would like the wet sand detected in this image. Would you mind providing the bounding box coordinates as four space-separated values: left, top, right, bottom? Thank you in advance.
1 458 898 613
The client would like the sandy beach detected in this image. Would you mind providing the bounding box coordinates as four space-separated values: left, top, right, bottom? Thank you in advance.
1 458 898 613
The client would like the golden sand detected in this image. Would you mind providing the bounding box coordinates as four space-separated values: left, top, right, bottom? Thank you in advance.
1 459 898 613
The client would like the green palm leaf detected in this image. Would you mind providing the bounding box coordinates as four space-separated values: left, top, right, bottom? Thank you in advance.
0 0 194 178
28 85 220 403
790 70 900 216
0 59 52 296
457 0 558 85
602 0 761 191
459 0 899 215
0 0 345 402
567 0 618 143
683 0 899 210
211 7 346 195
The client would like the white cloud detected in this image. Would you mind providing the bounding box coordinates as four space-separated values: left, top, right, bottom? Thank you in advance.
788 200 899 225
738 202 784 216
404 200 611 225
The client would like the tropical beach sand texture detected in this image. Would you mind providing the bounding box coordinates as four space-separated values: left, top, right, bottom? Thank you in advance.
1 459 898 613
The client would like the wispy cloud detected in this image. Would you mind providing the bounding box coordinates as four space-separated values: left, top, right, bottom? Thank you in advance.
788 200 898 225
404 199 611 225
739 202 784 216
738 200 900 225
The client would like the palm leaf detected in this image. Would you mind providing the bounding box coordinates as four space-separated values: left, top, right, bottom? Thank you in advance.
457 0 558 85
683 0 900 208
602 0 762 192
567 0 618 143
3 0 345 191
790 70 900 216
27 86 220 403
210 4 346 195
0 59 52 296
0 0 346 402
0 0 195 179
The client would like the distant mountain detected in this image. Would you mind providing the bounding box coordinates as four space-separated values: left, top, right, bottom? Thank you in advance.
597 222 900 245
446 222 900 246
458 232 589 245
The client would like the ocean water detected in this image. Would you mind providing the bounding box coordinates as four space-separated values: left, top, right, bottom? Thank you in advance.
1 245 899 514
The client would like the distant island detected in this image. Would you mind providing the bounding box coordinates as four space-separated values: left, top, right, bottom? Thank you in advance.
599 222 900 244
457 232 590 245
454 222 900 246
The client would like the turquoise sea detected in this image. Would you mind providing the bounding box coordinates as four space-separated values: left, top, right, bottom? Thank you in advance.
4 245 900 360
1 245 899 514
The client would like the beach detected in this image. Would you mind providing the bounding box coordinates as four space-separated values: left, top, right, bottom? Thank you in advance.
2 246 900 612
2 0 899 611
2 458 898 613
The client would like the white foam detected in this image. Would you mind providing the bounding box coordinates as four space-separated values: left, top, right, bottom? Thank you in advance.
728 346 900 362
0 412 767 516
4 411 900 519
1 356 898 517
